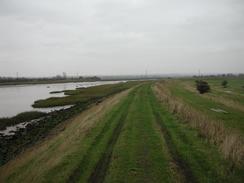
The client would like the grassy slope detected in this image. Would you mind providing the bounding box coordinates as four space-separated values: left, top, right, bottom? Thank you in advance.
0 83 243 182
0 82 139 166
168 80 244 133
0 88 131 182
149 85 243 182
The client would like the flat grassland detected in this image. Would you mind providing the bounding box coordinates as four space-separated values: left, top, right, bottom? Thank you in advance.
0 79 243 182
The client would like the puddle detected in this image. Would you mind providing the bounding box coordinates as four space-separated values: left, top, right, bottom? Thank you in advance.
0 118 43 136
210 108 228 114
35 105 74 113
0 105 74 137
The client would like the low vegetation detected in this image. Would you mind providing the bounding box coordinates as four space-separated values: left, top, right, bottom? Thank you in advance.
222 80 228 88
0 111 46 130
50 91 64 94
33 82 138 108
196 80 210 94
0 82 243 182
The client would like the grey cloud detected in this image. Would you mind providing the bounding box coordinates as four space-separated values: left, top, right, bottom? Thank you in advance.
0 0 243 76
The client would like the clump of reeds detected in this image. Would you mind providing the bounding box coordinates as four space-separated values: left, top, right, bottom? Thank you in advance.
153 82 244 167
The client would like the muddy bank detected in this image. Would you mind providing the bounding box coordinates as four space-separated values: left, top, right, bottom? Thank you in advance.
0 97 101 165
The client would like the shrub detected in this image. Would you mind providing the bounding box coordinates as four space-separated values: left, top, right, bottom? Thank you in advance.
222 80 228 88
195 80 210 94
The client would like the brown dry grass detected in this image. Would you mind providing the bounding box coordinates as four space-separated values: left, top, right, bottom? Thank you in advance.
0 88 131 182
153 81 244 167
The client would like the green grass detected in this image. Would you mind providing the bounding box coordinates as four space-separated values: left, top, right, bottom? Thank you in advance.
1 85 137 183
149 86 243 182
104 85 173 183
1 82 243 182
207 78 244 105
104 84 243 182
0 111 46 130
206 78 244 94
168 80 244 133
32 81 138 108
183 78 244 106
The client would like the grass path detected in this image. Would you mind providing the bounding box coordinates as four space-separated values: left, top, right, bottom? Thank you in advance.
68 88 136 182
103 85 174 182
103 84 243 182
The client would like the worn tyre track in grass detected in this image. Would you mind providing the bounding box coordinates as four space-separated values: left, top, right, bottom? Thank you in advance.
103 85 174 183
88 92 134 183
67 88 137 183
149 88 196 183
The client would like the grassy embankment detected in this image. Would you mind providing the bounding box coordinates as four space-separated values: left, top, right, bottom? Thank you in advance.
0 82 138 166
1 83 242 182
154 79 244 166
168 80 244 132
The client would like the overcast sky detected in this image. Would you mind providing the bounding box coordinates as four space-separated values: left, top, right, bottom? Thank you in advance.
0 0 243 77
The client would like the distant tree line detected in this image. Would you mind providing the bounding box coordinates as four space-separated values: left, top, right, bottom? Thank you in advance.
193 73 244 78
0 76 101 83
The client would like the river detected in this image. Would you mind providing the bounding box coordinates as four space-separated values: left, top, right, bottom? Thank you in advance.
0 81 124 118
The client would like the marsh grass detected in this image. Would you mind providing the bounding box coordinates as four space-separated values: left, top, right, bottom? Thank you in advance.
33 82 138 108
0 111 46 130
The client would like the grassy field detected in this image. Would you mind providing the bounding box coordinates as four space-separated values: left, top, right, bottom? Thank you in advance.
1 81 243 182
167 79 244 133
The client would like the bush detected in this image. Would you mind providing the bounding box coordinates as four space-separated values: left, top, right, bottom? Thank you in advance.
196 80 210 94
222 80 228 88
